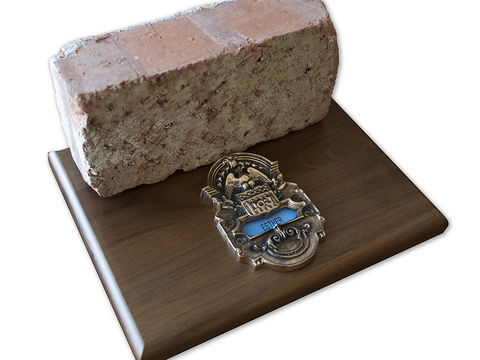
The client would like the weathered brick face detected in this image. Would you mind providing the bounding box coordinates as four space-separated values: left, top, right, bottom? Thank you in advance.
50 0 339 196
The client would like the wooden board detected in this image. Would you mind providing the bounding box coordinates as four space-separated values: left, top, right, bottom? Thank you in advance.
49 100 448 360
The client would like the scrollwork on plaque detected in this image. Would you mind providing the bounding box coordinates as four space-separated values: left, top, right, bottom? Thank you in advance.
201 152 325 271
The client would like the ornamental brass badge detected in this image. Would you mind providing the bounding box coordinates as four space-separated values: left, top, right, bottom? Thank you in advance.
201 153 325 271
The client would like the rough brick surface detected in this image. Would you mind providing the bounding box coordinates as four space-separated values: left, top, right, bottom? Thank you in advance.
50 0 339 196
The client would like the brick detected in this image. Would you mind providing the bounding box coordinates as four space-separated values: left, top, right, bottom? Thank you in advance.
50 0 339 196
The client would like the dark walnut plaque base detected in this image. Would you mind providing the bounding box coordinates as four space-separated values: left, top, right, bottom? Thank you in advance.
49 100 448 360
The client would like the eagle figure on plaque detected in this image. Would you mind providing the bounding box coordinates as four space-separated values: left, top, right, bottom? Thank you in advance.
201 153 325 271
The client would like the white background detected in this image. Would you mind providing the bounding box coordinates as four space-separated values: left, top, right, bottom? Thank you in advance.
1 1 479 359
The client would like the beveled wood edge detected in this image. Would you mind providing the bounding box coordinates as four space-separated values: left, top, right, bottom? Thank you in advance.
48 151 145 360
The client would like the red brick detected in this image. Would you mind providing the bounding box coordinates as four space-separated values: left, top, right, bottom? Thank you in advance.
50 0 339 196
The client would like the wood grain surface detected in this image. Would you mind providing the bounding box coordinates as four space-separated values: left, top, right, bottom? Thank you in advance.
49 100 448 360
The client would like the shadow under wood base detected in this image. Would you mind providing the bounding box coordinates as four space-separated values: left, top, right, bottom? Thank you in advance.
49 100 448 360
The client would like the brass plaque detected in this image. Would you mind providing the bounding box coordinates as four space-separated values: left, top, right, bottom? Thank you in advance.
202 153 325 271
